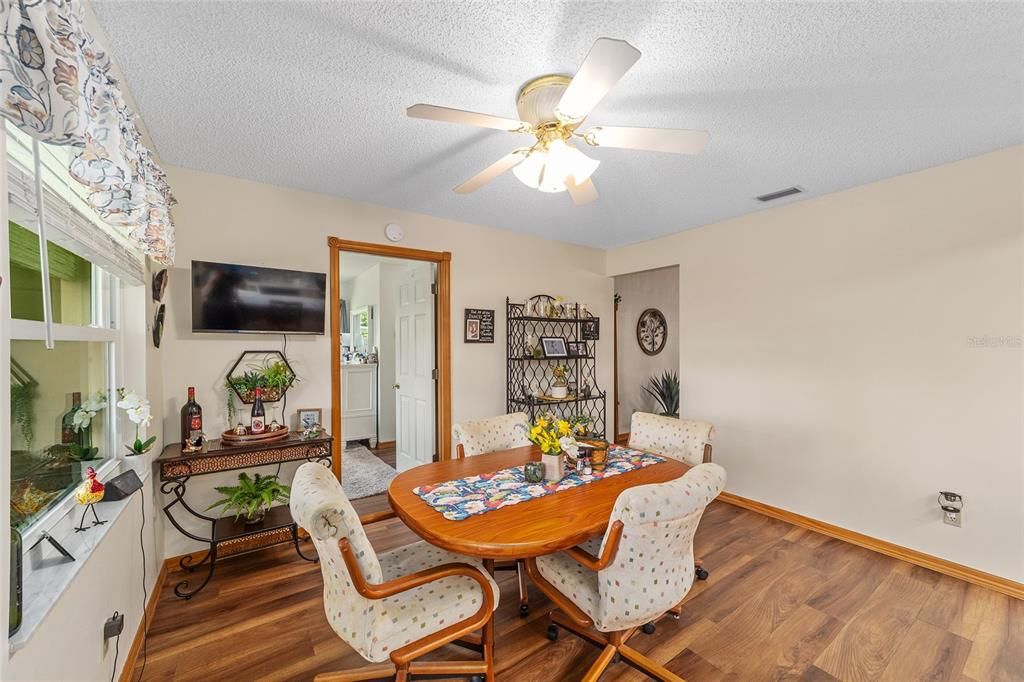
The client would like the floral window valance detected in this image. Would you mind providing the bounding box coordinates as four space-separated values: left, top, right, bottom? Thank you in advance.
0 0 175 264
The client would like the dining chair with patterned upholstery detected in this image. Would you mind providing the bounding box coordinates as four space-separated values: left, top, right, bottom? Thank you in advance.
290 462 499 681
452 412 533 615
525 463 727 682
629 411 715 580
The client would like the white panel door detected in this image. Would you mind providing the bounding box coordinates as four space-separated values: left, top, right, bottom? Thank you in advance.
395 263 435 472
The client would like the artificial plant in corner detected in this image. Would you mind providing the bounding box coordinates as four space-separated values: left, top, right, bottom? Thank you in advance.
643 370 680 417
206 472 290 525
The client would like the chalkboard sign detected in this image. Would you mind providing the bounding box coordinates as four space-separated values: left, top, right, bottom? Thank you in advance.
464 308 495 343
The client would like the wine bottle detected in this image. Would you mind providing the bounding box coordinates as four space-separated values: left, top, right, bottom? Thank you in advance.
61 392 82 444
250 388 266 434
180 386 203 447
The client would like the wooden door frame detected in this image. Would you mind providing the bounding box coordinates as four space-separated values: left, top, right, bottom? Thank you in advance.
328 237 452 481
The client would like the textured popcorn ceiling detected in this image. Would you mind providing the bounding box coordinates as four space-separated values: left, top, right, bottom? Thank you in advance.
92 1 1024 248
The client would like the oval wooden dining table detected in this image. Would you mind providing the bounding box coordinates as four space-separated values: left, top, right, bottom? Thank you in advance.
387 444 690 560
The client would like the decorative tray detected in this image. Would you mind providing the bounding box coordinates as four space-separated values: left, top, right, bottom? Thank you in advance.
220 427 290 445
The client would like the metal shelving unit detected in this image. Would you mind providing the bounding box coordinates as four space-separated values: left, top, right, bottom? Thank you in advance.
506 297 606 437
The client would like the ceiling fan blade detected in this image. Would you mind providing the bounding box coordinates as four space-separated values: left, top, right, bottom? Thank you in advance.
556 38 641 124
407 104 531 133
567 176 598 205
584 126 709 154
453 150 528 194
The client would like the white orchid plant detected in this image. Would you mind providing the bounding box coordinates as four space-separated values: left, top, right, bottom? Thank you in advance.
117 388 156 455
72 391 108 432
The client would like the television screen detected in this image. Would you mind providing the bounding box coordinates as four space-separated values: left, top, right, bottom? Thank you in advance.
191 260 326 334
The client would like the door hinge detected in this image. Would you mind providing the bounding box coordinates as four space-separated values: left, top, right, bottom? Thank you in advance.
432 368 439 380
431 282 437 295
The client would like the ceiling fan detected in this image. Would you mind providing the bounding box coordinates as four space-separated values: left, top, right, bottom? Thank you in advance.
406 37 709 205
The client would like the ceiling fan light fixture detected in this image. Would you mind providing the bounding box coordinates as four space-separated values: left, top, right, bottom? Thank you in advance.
512 149 546 189
512 140 599 194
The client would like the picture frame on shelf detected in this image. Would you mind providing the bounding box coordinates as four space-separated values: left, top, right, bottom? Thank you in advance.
581 318 600 341
567 341 587 357
296 408 322 431
540 336 569 358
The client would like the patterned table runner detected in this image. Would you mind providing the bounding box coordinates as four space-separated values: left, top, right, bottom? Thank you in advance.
413 445 665 521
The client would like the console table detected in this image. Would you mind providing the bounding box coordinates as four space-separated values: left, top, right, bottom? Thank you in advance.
157 434 332 599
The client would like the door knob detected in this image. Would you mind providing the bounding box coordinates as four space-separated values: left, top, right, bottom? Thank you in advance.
393 383 400 389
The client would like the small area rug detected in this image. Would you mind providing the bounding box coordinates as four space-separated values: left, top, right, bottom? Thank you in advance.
343 444 397 500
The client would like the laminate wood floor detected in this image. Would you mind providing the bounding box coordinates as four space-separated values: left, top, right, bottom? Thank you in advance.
133 497 1022 681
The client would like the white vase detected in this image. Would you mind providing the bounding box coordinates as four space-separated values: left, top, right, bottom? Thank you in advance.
550 385 568 399
541 452 565 481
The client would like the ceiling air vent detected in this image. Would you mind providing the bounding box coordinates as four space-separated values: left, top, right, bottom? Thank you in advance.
756 186 803 202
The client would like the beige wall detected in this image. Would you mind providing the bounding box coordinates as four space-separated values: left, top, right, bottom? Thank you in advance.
607 145 1024 581
157 165 614 556
614 266 680 434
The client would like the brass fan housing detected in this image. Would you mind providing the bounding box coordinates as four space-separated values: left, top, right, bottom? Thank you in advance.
516 74 582 136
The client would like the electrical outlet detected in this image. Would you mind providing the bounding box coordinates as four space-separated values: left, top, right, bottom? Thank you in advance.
103 612 124 640
943 509 962 527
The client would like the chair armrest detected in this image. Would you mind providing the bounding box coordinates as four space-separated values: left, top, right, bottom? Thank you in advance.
358 509 397 525
339 537 496 604
563 521 624 572
340 538 497 667
703 443 712 463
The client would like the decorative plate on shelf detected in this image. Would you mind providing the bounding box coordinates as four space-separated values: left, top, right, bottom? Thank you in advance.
637 308 667 356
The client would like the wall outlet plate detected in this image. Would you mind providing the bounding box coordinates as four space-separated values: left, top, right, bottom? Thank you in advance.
943 510 962 527
104 612 124 640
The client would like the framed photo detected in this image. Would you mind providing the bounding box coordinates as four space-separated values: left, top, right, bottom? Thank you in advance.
464 308 494 343
540 336 569 358
296 408 323 430
567 341 587 357
581 318 600 341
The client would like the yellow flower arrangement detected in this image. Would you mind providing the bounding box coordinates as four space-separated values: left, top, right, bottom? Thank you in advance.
526 413 578 455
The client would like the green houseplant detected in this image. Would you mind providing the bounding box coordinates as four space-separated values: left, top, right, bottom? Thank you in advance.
643 370 680 417
206 472 290 525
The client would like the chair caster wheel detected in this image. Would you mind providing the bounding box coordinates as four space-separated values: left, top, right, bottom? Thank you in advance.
546 624 559 641
696 566 709 580
471 676 485 682
613 652 622 664
641 622 656 635
519 603 529 617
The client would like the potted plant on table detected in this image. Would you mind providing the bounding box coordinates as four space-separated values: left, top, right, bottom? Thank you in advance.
206 472 291 525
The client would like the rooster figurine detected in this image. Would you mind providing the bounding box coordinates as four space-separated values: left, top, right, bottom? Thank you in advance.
73 467 107 532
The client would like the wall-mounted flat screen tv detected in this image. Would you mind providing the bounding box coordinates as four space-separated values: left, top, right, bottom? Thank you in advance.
191 260 326 334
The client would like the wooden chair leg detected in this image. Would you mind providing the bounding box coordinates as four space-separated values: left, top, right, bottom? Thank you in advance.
581 644 618 682
619 644 685 682
483 606 495 680
313 663 395 681
516 560 530 616
395 664 409 682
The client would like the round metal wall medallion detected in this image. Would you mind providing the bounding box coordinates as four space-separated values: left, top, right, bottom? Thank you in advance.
637 308 667 356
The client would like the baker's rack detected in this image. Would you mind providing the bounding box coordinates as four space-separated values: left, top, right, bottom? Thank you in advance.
505 296 606 437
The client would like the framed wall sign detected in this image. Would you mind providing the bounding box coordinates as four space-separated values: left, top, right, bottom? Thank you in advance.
581 318 600 341
464 308 495 343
